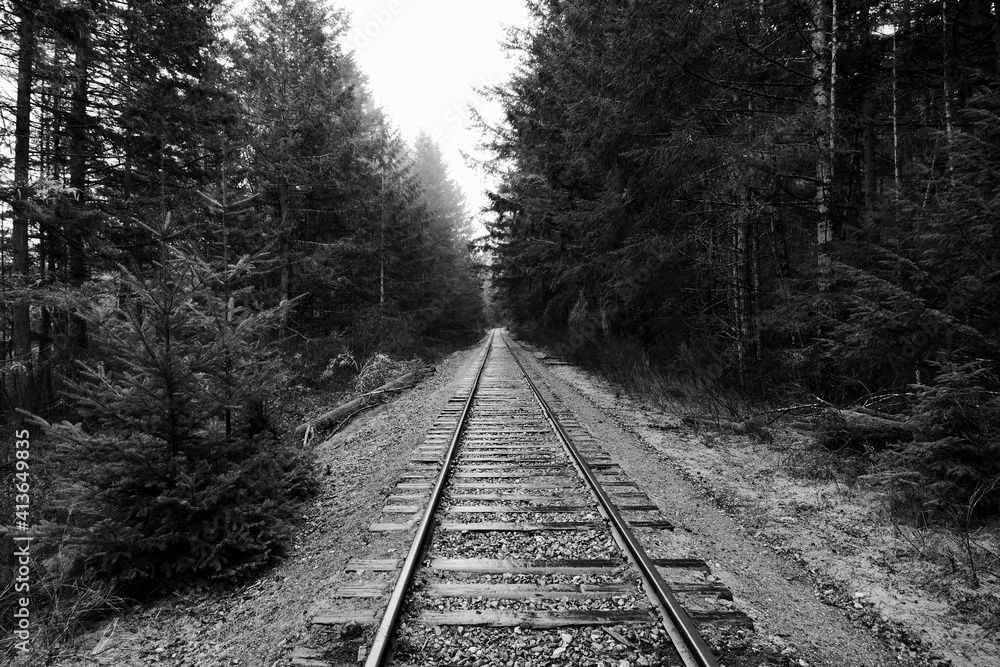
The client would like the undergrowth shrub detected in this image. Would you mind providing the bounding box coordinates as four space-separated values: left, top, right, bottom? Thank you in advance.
288 333 351 388
876 360 1000 523
319 349 359 386
519 325 776 418
354 353 404 393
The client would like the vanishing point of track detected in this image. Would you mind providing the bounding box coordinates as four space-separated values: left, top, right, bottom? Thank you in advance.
301 331 750 667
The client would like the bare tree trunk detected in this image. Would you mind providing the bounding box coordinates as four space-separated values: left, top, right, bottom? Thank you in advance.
380 169 386 306
862 92 877 213
813 0 833 288
67 6 93 350
12 3 36 409
732 203 757 381
37 226 53 407
995 0 1000 73
279 180 292 331
751 220 761 363
731 222 742 376
892 30 901 194
69 34 89 284
829 0 838 182
942 0 955 184
768 213 791 280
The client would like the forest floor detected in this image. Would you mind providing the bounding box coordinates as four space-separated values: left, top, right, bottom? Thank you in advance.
26 334 999 667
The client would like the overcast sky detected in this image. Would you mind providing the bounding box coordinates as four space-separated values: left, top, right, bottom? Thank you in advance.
341 0 531 234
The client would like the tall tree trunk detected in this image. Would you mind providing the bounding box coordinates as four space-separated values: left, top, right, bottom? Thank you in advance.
12 3 36 409
279 179 292 331
813 0 833 288
731 223 741 375
768 212 791 280
380 168 386 306
70 31 90 277
942 0 955 184
732 204 757 380
751 220 761 363
862 92 877 213
892 30 901 194
737 220 748 377
995 0 1000 73
37 226 53 407
68 5 94 349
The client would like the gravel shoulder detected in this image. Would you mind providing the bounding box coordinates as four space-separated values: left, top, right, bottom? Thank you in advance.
512 338 999 667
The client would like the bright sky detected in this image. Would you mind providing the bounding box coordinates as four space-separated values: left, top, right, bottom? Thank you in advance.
341 0 531 234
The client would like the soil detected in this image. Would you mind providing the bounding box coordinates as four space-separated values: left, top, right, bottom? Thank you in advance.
23 333 1000 667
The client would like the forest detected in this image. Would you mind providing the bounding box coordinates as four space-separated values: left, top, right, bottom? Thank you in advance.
482 0 1000 525
0 0 484 647
2 0 1000 658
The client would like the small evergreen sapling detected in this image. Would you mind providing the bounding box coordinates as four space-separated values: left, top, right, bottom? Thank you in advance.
35 215 316 589
881 360 1000 523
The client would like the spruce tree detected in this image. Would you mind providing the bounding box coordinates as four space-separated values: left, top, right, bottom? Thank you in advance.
34 214 316 588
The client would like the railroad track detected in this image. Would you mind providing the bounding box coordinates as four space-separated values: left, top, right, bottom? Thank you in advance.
294 331 751 667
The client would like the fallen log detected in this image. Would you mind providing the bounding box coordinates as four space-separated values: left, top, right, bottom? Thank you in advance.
683 405 911 450
373 366 434 393
682 415 749 434
850 405 904 421
295 394 374 437
814 408 911 452
295 366 435 437
681 415 773 441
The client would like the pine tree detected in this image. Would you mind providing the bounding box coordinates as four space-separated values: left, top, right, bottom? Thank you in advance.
227 0 370 331
880 360 1000 521
33 214 316 587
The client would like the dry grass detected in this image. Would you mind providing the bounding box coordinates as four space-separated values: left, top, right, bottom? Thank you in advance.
0 564 125 663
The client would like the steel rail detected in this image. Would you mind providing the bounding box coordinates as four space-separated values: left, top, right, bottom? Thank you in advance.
364 331 495 667
502 333 721 667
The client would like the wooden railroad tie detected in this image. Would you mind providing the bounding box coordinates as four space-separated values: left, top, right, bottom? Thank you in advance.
417 609 656 628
